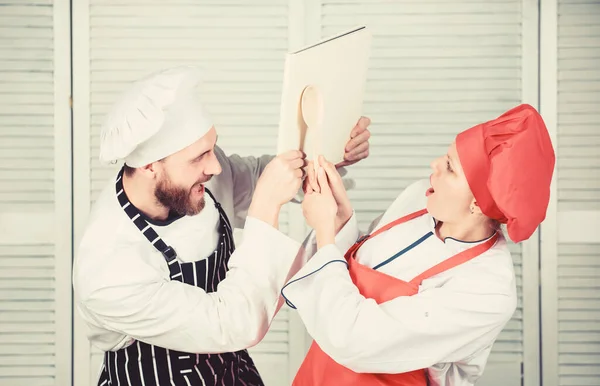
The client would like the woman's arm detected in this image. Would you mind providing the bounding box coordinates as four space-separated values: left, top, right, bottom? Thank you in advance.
282 245 516 373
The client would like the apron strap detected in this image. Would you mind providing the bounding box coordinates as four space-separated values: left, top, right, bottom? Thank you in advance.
408 232 499 286
203 186 218 207
351 209 428 258
204 186 235 238
349 208 499 286
115 169 183 281
362 209 428 241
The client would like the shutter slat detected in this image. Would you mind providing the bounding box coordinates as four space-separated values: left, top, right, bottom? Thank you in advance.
324 14 520 26
90 4 287 16
323 2 518 14
0 312 55 323
91 80 283 92
323 24 520 36
0 279 55 289
559 364 600 375
0 366 55 377
0 26 53 39
559 377 600 386
0 331 55 342
559 24 600 37
558 58 600 70
0 344 55 355
91 16 287 28
559 80 600 92
559 13 600 25
557 135 600 147
369 56 520 68
90 26 287 39
1 322 56 332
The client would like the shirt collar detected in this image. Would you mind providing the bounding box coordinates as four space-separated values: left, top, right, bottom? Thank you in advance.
427 213 497 252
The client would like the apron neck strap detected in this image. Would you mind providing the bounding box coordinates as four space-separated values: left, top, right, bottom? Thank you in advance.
408 232 499 285
115 168 179 264
369 209 428 239
349 208 499 285
203 185 219 209
352 209 428 255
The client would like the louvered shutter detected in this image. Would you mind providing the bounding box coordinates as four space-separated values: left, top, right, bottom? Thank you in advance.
317 1 534 384
0 0 72 385
540 1 600 386
72 1 299 385
557 1 600 213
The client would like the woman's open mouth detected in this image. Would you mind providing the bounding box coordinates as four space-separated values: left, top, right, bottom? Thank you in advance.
427 175 435 196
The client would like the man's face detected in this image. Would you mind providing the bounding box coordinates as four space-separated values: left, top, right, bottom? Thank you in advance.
154 127 222 216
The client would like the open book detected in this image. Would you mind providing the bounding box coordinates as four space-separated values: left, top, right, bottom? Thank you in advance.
276 26 372 166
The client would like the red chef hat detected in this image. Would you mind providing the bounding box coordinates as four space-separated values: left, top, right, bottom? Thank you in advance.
456 104 555 243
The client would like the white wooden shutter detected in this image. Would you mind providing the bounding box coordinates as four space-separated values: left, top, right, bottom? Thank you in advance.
557 2 600 213
0 0 72 385
541 1 600 386
317 1 538 385
72 1 300 385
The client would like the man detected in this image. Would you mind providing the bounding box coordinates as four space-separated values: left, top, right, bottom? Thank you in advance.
72 66 371 386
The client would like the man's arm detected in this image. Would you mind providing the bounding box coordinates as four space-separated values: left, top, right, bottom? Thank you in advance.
222 149 275 228
78 217 303 354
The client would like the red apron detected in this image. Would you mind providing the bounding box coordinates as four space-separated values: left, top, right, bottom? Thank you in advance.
293 209 499 386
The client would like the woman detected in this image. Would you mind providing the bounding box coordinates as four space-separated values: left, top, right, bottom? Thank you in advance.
281 104 555 386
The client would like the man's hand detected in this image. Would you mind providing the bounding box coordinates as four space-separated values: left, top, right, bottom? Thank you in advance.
303 116 372 193
337 116 371 167
249 150 306 227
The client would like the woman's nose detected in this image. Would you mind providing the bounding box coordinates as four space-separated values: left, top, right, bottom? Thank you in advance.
430 156 442 173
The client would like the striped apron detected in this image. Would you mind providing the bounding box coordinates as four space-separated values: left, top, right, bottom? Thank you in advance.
97 169 264 386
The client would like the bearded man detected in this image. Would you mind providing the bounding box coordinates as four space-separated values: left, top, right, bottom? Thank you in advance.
72 66 372 386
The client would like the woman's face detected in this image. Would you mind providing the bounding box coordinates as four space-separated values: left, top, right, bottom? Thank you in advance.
426 141 475 223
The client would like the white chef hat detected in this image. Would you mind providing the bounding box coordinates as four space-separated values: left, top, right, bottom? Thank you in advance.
99 66 213 167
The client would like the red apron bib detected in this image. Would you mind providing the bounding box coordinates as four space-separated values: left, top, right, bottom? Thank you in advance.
293 209 499 386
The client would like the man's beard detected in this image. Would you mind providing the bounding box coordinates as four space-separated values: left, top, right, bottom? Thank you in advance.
155 175 206 216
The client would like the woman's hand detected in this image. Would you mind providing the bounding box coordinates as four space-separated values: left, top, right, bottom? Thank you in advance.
302 166 337 249
304 156 354 233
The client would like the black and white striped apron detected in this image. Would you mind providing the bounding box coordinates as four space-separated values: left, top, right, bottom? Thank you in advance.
97 169 264 386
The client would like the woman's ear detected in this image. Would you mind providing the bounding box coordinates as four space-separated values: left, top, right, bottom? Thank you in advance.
470 198 484 215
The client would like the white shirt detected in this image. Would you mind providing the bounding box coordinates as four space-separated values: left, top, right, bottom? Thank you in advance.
282 179 517 386
73 147 304 354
